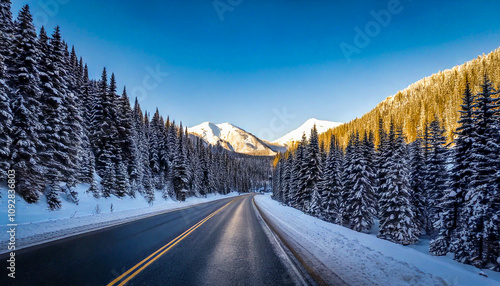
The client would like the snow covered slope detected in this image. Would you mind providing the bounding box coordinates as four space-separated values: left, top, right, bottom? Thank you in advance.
255 194 500 286
188 122 277 156
272 118 342 145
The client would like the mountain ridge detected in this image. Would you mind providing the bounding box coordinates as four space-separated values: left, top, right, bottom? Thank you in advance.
188 118 342 156
315 47 500 150
188 122 282 156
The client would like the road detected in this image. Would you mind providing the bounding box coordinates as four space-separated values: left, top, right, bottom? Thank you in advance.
1 195 303 286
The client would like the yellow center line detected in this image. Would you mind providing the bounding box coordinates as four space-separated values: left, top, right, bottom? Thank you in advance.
107 198 238 286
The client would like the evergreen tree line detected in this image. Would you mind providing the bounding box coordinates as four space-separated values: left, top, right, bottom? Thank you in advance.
0 3 270 208
272 76 500 271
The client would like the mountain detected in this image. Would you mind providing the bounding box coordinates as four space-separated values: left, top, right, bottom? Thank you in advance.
188 122 279 156
272 118 343 145
317 47 500 149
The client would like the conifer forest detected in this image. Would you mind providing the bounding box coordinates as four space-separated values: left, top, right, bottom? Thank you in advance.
0 3 270 209
273 76 500 271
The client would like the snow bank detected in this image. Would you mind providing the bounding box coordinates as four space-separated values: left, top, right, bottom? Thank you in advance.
0 183 240 253
255 194 500 286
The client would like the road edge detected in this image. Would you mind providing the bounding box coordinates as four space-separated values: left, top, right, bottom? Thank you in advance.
252 196 311 286
253 195 332 286
254 195 352 286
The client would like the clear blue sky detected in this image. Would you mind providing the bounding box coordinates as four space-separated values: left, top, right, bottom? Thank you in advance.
11 0 500 141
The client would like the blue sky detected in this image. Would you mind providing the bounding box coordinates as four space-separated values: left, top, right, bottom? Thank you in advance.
11 0 500 141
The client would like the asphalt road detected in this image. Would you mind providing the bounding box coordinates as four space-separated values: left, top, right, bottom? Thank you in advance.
1 194 301 286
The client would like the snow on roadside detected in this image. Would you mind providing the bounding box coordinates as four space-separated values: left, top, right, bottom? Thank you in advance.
0 183 240 253
255 194 500 286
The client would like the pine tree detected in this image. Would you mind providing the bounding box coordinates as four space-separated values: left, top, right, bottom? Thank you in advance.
69 46 78 73
131 97 147 196
275 157 283 202
88 77 102 151
277 155 287 204
421 122 433 235
319 136 343 222
431 80 475 256
116 87 136 179
37 26 49 67
0 49 11 178
149 109 162 188
363 131 376 166
459 75 500 270
425 117 448 237
78 139 95 184
283 155 294 206
408 137 426 232
192 140 204 196
292 133 308 210
493 81 500 271
337 134 354 226
375 118 390 217
378 129 419 244
75 63 93 185
208 150 217 194
166 120 178 192
36 26 82 202
172 124 189 201
115 159 130 197
0 0 13 75
101 160 116 198
164 118 173 183
0 0 12 178
143 168 155 204
376 121 396 220
60 79 83 186
46 185 62 211
184 131 195 194
309 184 322 218
199 144 209 197
8 5 45 202
344 132 377 232
95 68 119 174
0 73 10 147
271 158 279 198
304 125 322 215
94 69 121 198
87 173 100 199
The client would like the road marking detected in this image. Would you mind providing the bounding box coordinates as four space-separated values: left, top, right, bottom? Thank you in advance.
107 198 237 286
251 197 308 286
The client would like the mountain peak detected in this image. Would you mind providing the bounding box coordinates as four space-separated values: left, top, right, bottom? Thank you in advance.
305 118 320 122
188 122 277 156
272 118 342 145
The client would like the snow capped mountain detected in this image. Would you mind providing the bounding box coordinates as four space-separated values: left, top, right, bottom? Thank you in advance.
188 122 278 156
272 118 342 145
188 119 342 155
